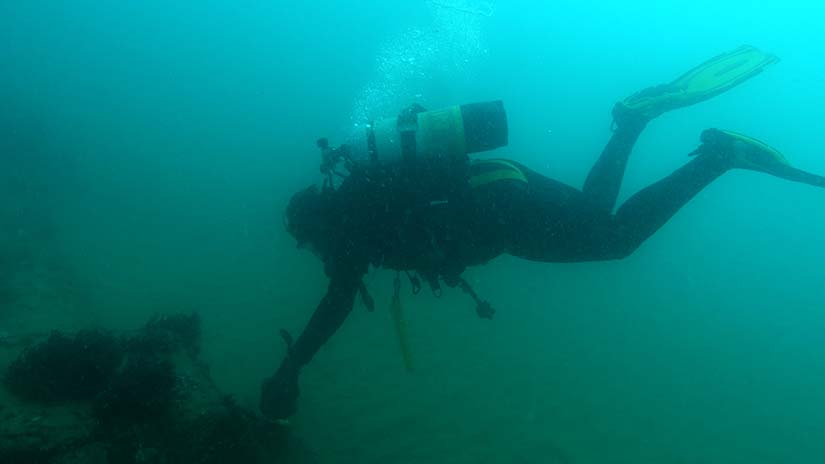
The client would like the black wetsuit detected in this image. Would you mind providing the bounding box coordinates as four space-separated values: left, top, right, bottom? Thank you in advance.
261 117 732 419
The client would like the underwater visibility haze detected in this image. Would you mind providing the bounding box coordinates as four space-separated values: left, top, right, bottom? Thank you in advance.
2 1 825 463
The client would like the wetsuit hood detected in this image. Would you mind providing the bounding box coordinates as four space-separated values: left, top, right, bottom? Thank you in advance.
285 185 331 253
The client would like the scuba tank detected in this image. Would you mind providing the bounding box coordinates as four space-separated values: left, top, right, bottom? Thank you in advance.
318 100 508 180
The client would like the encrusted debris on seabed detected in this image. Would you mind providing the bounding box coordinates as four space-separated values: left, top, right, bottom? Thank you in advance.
0 312 317 464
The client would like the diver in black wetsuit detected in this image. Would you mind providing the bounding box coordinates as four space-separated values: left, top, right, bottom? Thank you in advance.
260 45 825 420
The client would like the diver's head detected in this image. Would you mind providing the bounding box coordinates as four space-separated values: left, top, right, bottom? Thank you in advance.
285 185 330 255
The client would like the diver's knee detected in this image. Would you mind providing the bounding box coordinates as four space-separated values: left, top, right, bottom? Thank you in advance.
602 240 639 260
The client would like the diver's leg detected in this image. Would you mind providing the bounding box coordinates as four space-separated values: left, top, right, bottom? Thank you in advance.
490 133 824 263
588 130 825 259
602 152 730 257
505 150 728 262
495 162 619 263
508 130 825 263
581 45 779 214
502 154 728 262
581 118 647 213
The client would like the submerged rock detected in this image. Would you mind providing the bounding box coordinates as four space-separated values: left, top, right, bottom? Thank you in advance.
0 313 315 464
3 329 123 403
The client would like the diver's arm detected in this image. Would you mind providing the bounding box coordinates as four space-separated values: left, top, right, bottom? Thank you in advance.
288 270 362 368
260 266 364 419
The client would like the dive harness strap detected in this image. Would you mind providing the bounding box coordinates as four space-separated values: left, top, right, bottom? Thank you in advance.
358 280 375 312
398 104 427 166
405 270 422 295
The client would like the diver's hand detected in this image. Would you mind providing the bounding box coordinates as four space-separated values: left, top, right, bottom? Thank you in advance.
260 361 300 420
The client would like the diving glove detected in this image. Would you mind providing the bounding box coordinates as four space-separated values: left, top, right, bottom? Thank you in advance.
260 359 300 420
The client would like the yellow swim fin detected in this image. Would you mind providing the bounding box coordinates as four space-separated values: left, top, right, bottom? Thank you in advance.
614 45 779 125
693 128 825 188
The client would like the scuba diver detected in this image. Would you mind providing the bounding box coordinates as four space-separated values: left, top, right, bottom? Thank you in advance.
261 45 825 420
